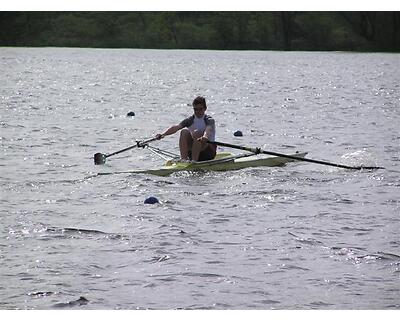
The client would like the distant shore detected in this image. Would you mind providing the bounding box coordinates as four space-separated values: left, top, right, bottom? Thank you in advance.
1 12 399 52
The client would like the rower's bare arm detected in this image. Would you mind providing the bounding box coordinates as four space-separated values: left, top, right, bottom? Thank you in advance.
203 125 213 140
157 124 183 139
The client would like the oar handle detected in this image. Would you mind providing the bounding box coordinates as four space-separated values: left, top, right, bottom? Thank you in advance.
209 141 384 170
209 141 257 153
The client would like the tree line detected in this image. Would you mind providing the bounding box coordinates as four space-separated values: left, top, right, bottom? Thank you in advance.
0 12 399 52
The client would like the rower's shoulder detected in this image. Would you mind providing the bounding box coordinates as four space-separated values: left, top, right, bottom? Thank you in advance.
205 114 215 125
179 115 195 127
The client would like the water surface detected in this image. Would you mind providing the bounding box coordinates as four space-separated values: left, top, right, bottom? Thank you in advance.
1 48 399 309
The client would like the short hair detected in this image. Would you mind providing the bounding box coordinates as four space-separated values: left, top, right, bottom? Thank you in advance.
192 96 206 108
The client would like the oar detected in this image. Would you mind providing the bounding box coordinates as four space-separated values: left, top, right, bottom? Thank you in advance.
94 137 158 165
209 141 384 170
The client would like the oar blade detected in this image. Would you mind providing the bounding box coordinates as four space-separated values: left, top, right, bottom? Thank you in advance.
357 165 385 170
94 153 106 165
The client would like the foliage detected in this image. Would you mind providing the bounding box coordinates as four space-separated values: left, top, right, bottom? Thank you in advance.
0 12 398 52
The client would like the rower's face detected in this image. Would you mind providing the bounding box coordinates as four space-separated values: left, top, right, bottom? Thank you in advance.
193 103 206 118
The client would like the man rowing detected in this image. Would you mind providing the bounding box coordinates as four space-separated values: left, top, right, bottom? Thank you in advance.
156 96 217 161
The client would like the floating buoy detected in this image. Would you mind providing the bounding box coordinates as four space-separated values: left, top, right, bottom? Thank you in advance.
126 111 135 117
144 196 159 204
233 130 243 137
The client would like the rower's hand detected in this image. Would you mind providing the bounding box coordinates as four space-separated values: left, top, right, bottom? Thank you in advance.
156 133 164 140
197 136 209 143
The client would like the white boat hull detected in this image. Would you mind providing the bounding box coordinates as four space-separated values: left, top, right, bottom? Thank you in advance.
98 151 308 176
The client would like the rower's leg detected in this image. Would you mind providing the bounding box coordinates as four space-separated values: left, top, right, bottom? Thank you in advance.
179 128 193 160
191 130 207 161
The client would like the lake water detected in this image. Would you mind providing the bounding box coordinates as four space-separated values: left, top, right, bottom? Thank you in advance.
0 47 399 310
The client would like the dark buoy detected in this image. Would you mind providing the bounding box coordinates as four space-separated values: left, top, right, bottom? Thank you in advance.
144 196 159 204
233 130 243 137
126 111 135 117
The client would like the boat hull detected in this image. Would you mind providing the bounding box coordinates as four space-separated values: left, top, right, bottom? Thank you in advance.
98 152 308 176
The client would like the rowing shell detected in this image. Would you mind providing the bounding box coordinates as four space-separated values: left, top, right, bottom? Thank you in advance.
97 151 308 177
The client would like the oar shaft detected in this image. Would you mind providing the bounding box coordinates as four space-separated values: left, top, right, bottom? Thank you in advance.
105 137 158 158
209 141 383 170
94 137 158 165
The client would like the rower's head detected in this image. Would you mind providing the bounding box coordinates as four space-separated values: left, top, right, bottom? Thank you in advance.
192 96 207 118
